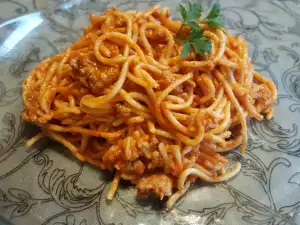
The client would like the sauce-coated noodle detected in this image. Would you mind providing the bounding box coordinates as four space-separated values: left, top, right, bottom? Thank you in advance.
22 4 277 209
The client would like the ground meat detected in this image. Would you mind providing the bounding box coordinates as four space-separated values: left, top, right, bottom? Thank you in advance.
120 160 146 175
136 174 173 200
70 53 120 96
251 83 273 110
145 29 168 42
115 103 131 117
202 113 218 130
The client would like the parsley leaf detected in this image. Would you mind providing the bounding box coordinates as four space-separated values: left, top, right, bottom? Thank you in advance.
181 42 191 57
203 4 223 30
187 21 201 30
177 4 188 22
176 2 224 57
189 29 204 41
186 2 202 22
206 4 220 19
205 17 223 29
192 37 212 56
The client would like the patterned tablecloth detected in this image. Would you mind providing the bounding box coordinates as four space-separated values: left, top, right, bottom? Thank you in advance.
1 0 300 225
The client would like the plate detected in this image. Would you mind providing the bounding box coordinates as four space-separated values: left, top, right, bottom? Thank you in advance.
1 0 300 224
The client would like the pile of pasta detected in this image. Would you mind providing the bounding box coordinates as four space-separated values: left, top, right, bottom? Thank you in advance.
22 5 277 209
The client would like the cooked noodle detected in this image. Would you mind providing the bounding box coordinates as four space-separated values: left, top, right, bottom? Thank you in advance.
22 4 277 209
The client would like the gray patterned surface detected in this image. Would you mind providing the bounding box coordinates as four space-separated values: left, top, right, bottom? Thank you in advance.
0 0 300 224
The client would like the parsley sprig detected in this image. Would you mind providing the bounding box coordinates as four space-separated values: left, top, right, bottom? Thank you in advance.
176 2 223 57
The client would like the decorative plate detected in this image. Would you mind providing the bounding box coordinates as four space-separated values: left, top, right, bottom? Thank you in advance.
1 0 300 224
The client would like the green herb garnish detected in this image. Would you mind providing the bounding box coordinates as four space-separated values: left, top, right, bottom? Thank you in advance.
176 2 223 57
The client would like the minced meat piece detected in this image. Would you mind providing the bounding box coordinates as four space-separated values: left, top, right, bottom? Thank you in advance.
136 174 173 200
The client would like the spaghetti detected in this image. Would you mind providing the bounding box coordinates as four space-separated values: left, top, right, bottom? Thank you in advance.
22 4 277 209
